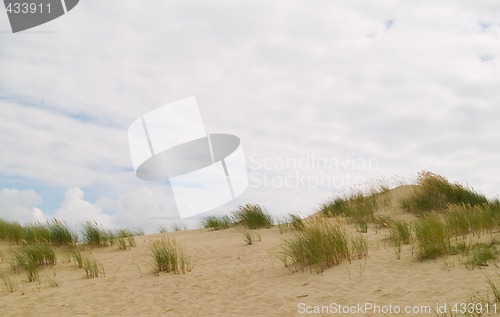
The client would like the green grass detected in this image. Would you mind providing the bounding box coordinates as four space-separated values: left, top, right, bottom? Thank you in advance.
321 192 377 221
320 187 390 231
445 204 495 238
401 171 488 214
150 238 191 275
23 223 51 245
350 234 368 259
389 220 412 260
234 204 273 229
0 218 77 246
485 273 500 303
47 219 77 246
242 231 261 245
411 203 500 262
82 221 115 246
170 223 187 232
390 220 412 245
12 244 56 282
71 250 83 268
114 229 139 250
288 214 305 231
0 219 24 244
279 219 351 273
201 215 235 231
277 214 305 234
464 242 500 269
414 215 450 260
157 225 168 233
354 218 368 233
82 255 105 279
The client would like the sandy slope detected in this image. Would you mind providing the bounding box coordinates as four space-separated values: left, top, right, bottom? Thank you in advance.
2 186 500 317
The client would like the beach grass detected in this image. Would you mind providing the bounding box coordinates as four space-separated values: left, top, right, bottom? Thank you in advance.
0 219 24 244
115 229 139 250
0 218 77 246
47 219 77 246
242 231 261 245
401 171 488 214
170 223 187 232
350 234 368 259
150 237 191 275
12 244 56 282
157 225 168 233
464 242 500 269
320 187 391 232
389 219 412 259
279 219 351 273
82 255 105 278
82 221 115 246
485 273 500 303
201 215 235 231
321 193 376 221
288 214 305 231
234 204 273 229
71 250 83 268
414 215 450 260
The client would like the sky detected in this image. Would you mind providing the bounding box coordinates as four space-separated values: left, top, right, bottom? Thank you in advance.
1 0 499 233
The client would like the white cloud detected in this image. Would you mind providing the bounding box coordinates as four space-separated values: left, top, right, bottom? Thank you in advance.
113 187 179 231
1 0 500 231
0 188 42 223
54 188 112 229
32 207 47 223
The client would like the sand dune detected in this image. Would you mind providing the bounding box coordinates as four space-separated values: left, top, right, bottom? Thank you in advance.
2 186 500 316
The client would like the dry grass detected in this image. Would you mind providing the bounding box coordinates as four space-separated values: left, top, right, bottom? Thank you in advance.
150 238 191 275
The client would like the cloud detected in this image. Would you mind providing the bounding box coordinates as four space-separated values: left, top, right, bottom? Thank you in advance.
0 188 42 223
113 187 179 231
54 187 112 229
1 0 500 231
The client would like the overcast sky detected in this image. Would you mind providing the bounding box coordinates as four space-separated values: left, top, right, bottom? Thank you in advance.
1 1 499 233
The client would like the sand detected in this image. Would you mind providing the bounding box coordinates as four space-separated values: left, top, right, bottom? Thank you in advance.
2 186 500 317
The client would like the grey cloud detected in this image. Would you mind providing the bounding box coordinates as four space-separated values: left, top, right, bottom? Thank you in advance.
1 0 500 229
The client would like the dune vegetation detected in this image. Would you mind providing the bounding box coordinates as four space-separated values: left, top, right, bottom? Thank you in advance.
3 171 500 316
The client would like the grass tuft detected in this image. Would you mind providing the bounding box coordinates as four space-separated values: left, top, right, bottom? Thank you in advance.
242 231 261 245
170 223 187 232
82 255 105 279
157 225 168 233
82 221 115 247
47 219 77 246
201 215 234 231
321 193 377 221
464 243 500 269
234 204 273 229
279 219 351 273
485 273 500 303
389 220 412 259
71 250 83 268
150 238 191 275
350 234 368 259
401 171 488 214
12 244 56 282
288 214 305 231
114 229 139 250
414 215 450 260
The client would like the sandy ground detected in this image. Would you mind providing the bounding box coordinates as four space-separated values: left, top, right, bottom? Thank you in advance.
2 186 500 317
